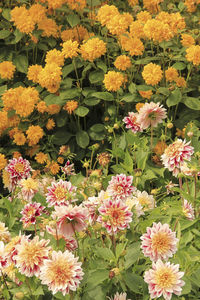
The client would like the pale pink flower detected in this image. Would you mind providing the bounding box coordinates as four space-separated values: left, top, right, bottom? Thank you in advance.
137 102 167 129
97 199 133 235
107 174 135 201
182 199 195 221
141 222 178 261
125 196 144 218
83 196 100 224
14 236 50 277
39 250 84 295
38 176 55 196
4 235 22 264
46 179 77 207
18 177 38 202
161 139 194 177
144 260 185 300
52 204 88 238
5 157 32 191
65 237 78 251
0 241 7 268
61 160 75 176
0 221 11 243
123 112 143 133
165 181 178 195
20 202 44 228
108 292 131 300
132 190 155 211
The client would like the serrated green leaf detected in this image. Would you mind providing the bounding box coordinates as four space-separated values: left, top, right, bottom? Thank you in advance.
95 247 115 261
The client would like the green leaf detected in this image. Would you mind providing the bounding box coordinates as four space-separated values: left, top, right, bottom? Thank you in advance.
0 85 7 96
62 64 74 78
13 55 28 73
33 286 44 296
182 97 200 110
181 279 192 295
172 62 186 70
121 93 138 102
89 70 104 84
157 87 170 96
84 98 100 106
89 130 105 141
95 247 115 261
67 14 80 27
124 242 141 269
166 89 182 107
116 243 126 260
136 150 149 171
12 29 24 43
44 94 65 106
128 82 137 94
76 130 89 148
123 272 143 293
0 30 11 39
52 130 72 145
91 92 114 101
90 124 105 132
96 61 107 73
2 9 11 21
75 106 89 117
60 89 81 100
86 269 109 290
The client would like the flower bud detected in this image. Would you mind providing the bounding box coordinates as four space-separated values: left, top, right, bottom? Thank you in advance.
167 122 173 129
187 131 193 137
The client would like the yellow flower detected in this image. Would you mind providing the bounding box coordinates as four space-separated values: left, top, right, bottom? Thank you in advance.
57 156 64 164
47 104 61 115
165 67 179 82
62 40 79 59
79 37 106 62
118 34 144 56
26 125 44 146
66 0 86 11
175 76 187 88
63 100 78 114
0 111 8 133
46 0 65 9
184 0 197 12
29 3 46 23
106 14 130 36
186 45 200 66
13 151 21 159
46 119 55 130
142 63 163 86
103 71 124 92
129 21 145 39
27 65 43 83
135 103 145 112
11 6 35 34
128 0 138 6
114 55 132 71
154 141 167 156
38 17 59 38
139 90 153 99
49 161 60 175
38 63 62 93
0 61 16 80
181 34 195 48
144 19 173 43
35 152 48 164
0 154 7 171
37 101 48 113
13 132 26 146
97 4 119 27
45 49 64 67
61 28 74 42
143 0 164 14
136 11 152 23
0 222 10 243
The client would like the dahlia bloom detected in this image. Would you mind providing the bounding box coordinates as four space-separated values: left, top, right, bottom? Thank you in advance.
0 61 16 80
103 71 124 92
123 112 143 133
182 199 195 221
18 177 39 202
186 45 200 66
14 236 50 277
161 139 194 177
132 190 155 211
0 241 7 268
144 260 185 300
61 160 75 176
46 179 77 207
83 196 100 224
142 63 163 85
4 235 22 264
141 222 178 261
0 222 11 243
79 37 106 62
125 196 144 218
137 102 167 129
114 55 132 71
107 174 135 201
109 292 131 300
5 157 31 189
20 202 44 228
97 199 133 235
40 250 84 295
52 204 88 238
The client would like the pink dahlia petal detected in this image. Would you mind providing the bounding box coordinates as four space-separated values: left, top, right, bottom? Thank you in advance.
137 102 167 129
182 199 195 220
123 112 143 133
107 174 136 201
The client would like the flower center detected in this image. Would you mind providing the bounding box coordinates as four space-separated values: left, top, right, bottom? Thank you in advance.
152 232 171 254
155 267 176 288
138 195 149 206
54 186 67 201
109 207 124 225
14 163 25 173
49 260 73 284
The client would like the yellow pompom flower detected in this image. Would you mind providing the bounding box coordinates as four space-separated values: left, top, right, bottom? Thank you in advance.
37 101 48 113
35 152 48 164
181 34 195 48
114 55 132 71
119 35 144 56
128 0 138 6
143 0 164 14
186 45 200 66
184 0 197 12
38 63 62 93
136 102 145 112
49 161 60 175
46 119 55 130
0 111 8 134
11 6 35 34
0 154 7 171
142 63 163 86
103 71 124 92
62 40 79 59
29 3 46 23
79 37 106 62
26 125 44 146
175 76 187 88
136 11 152 24
13 132 26 146
129 21 145 39
66 0 86 11
45 49 64 67
144 19 173 43
97 4 119 27
47 104 61 115
106 14 130 36
0 61 16 80
57 156 64 164
61 29 74 42
38 17 59 38
46 0 65 9
63 100 78 114
139 90 153 99
27 65 43 83
15 87 39 117
165 67 179 82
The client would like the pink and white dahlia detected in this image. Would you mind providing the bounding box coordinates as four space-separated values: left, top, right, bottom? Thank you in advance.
132 190 155 211
0 221 11 243
18 177 38 202
46 179 77 207
97 199 133 235
107 174 135 201
5 157 32 190
125 196 144 218
182 199 195 221
161 139 194 177
61 160 75 176
137 102 167 129
20 202 44 228
0 241 7 268
109 292 131 300
4 235 22 264
39 250 84 295
14 235 50 277
144 260 185 300
52 204 88 238
123 112 143 133
141 222 178 261
165 181 178 195
83 196 101 224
